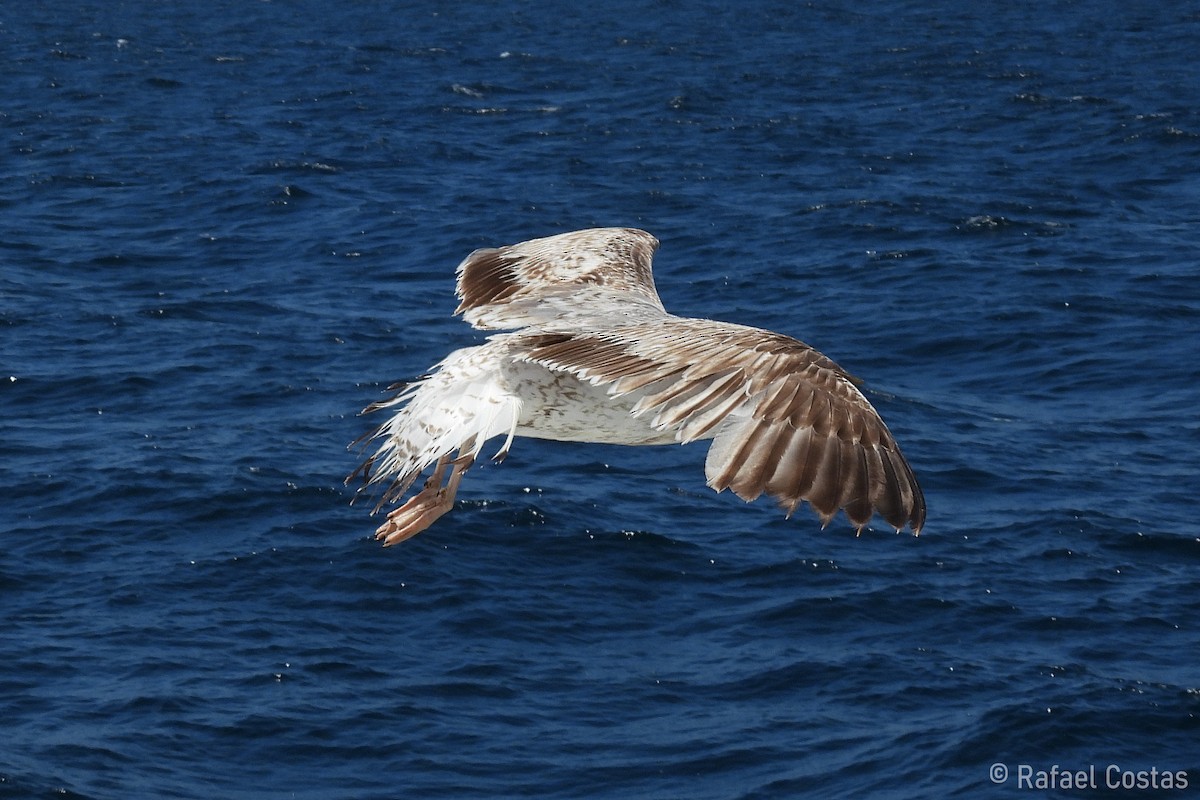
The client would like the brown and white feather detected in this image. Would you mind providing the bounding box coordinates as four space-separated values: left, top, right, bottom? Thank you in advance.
454 227 666 330
517 317 925 533
352 226 926 539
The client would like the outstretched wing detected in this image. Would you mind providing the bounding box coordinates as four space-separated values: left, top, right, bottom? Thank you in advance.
519 317 926 534
454 227 666 331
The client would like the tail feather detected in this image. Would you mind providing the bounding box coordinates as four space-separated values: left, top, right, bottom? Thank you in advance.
347 343 521 511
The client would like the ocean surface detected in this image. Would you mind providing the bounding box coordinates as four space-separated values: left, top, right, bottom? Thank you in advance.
3 1 1200 797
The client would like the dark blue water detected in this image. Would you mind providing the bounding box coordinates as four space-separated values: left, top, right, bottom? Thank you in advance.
4 1 1200 797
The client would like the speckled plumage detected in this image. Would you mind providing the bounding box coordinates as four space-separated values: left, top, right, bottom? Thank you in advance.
350 227 925 544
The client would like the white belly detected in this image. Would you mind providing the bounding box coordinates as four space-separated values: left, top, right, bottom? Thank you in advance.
506 362 677 446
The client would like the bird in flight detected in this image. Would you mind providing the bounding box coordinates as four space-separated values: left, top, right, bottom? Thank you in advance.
349 227 925 545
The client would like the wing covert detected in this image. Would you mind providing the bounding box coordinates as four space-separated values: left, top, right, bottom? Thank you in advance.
454 227 666 330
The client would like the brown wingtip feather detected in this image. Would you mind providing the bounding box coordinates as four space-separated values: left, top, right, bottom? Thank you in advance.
454 247 521 316
707 412 925 536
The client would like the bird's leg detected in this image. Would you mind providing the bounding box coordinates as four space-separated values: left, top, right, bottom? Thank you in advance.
375 453 475 546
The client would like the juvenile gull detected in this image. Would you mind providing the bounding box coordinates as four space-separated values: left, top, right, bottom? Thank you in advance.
349 227 926 545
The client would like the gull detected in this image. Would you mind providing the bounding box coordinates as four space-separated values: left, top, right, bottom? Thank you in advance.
349 227 925 545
